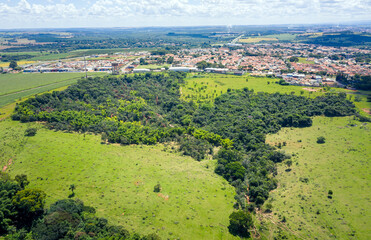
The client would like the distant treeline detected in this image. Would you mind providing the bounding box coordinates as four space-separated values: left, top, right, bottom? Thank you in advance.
12 73 357 237
0 54 35 62
302 32 371 47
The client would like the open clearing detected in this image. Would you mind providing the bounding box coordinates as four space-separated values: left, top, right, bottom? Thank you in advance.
264 116 371 239
1 119 238 240
298 57 315 64
182 73 370 117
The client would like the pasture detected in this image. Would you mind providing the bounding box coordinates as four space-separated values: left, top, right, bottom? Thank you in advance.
181 73 370 115
1 119 238 240
264 116 371 239
0 72 106 107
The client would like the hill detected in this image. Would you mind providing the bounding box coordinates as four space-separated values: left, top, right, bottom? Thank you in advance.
264 116 371 239
1 119 238 240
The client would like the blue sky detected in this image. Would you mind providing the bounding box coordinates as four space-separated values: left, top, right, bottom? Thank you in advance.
0 0 370 29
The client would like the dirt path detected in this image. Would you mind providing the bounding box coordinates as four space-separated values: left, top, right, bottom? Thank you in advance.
362 108 371 115
2 158 13 172
302 87 319 92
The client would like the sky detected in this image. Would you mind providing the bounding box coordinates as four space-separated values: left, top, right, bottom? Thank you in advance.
0 0 370 29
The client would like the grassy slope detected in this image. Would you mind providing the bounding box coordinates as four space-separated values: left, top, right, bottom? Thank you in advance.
1 119 238 240
182 74 370 116
182 73 366 102
264 117 371 240
0 72 106 107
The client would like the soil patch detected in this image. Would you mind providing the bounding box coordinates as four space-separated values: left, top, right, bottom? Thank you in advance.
157 193 169 201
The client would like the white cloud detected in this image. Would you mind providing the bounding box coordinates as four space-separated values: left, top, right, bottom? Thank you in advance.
0 0 370 28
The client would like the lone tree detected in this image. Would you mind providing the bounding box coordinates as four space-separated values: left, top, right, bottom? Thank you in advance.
9 61 17 69
69 184 76 198
228 210 253 238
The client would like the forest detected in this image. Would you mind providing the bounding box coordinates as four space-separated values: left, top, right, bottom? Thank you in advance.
11 72 357 238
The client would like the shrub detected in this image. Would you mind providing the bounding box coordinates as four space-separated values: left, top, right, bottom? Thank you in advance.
153 184 161 193
24 128 37 136
317 136 326 144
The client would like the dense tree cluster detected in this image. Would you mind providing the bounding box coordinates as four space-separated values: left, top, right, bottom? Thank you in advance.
11 73 357 236
195 61 225 70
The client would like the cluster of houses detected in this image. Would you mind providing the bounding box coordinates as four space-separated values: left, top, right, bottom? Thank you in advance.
9 42 369 88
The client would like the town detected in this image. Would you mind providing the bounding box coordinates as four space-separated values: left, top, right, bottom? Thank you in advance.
2 42 368 88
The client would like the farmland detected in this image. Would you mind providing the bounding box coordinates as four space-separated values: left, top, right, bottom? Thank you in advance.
239 37 279 43
0 60 36 67
0 72 106 107
0 48 152 63
1 119 238 240
264 116 371 239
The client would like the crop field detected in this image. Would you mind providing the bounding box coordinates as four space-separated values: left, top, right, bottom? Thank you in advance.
259 34 298 41
1 119 238 240
0 72 106 107
0 60 36 67
264 116 371 239
0 48 153 62
239 37 279 43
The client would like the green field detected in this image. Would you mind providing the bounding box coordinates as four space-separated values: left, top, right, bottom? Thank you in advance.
182 73 370 116
0 72 369 239
260 34 298 41
298 57 315 64
1 119 238 240
136 64 170 70
0 48 152 62
263 116 371 239
0 72 106 107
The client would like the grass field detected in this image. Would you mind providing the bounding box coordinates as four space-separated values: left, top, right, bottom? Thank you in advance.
0 48 153 62
239 37 279 43
259 34 298 41
0 119 238 240
263 116 371 239
136 64 170 70
298 57 315 64
0 72 106 107
181 73 370 115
